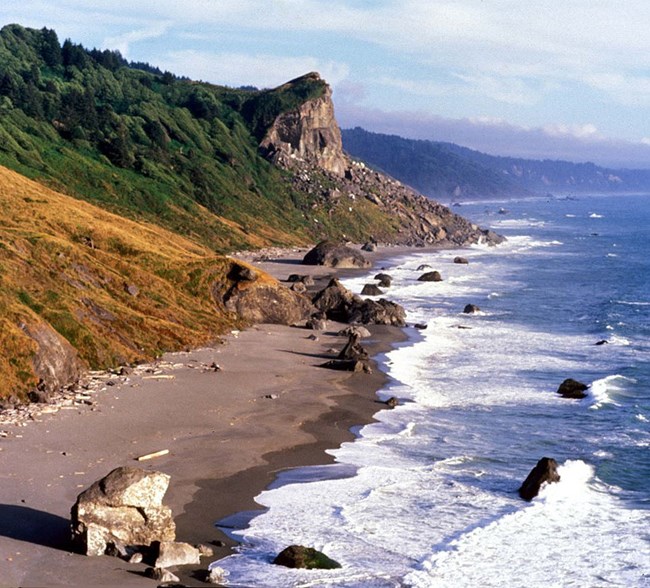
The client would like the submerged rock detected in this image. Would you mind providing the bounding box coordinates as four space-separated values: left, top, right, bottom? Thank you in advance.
273 545 341 569
463 304 481 314
557 378 589 399
453 256 469 264
417 271 442 282
518 457 561 501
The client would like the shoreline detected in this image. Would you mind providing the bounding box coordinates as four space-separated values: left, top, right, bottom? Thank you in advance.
0 244 420 587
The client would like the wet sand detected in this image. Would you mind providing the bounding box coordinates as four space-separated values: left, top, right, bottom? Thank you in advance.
0 247 412 587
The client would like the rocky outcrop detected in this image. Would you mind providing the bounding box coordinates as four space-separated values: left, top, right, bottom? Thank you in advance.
259 74 505 248
273 545 341 569
20 320 83 399
312 278 406 326
70 467 175 556
518 457 561 501
220 261 315 325
302 240 370 269
557 378 589 399
260 73 347 176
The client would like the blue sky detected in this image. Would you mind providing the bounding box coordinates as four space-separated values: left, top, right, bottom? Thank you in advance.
3 0 650 168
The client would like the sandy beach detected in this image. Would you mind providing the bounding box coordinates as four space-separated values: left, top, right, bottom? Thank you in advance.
0 247 411 587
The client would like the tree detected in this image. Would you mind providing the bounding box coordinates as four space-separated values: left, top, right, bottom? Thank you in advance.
39 27 62 67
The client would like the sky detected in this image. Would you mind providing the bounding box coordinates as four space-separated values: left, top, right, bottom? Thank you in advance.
3 0 650 168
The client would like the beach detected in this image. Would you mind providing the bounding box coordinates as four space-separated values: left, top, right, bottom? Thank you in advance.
0 247 407 587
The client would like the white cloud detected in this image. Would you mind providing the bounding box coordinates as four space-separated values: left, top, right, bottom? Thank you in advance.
161 50 350 89
103 22 170 58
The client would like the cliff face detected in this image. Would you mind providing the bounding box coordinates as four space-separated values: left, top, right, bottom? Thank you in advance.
260 73 347 176
259 74 503 247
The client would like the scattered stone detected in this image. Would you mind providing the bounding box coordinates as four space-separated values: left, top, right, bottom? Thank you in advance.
463 304 481 314
337 326 372 339
338 332 369 362
144 567 180 583
124 283 140 296
361 241 377 252
196 544 215 558
209 362 222 372
105 540 128 558
302 240 371 268
264 394 279 400
556 378 589 399
453 256 469 264
384 397 399 408
153 540 201 568
413 323 427 330
418 271 442 282
210 540 227 548
273 545 341 569
71 467 176 556
207 566 229 584
518 457 561 501
361 284 383 296
128 552 143 564
27 389 51 404
306 312 328 331
287 274 315 286
307 334 319 341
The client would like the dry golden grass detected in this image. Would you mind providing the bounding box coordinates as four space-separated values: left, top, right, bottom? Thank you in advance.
0 165 251 399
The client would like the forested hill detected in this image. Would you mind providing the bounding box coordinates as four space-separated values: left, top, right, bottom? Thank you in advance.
342 127 650 200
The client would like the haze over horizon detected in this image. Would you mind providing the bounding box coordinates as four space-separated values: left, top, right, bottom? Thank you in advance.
2 1 650 169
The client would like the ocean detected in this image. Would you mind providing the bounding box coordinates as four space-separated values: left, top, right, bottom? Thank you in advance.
213 194 650 587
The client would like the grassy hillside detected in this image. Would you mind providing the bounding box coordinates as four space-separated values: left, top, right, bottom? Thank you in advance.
0 164 241 399
0 24 384 251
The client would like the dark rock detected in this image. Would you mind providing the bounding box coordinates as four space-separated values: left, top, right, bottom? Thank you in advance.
70 467 176 556
347 298 407 327
338 332 368 362
384 396 399 408
287 274 315 286
302 240 371 268
518 457 561 501
453 256 469 264
595 339 608 346
312 278 362 322
144 567 180 583
27 388 51 404
361 241 377 252
374 273 392 281
413 323 427 330
228 263 258 282
557 378 589 399
418 271 442 282
273 545 341 569
416 264 432 271
378 276 392 288
463 304 481 314
320 359 367 372
337 326 371 339
361 284 383 296
306 312 328 331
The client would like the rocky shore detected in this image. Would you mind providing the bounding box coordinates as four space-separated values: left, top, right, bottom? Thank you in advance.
0 245 412 587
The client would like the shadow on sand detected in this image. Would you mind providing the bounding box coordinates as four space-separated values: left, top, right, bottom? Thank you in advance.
0 504 71 550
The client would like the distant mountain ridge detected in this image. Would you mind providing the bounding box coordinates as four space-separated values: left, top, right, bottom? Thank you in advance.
342 127 650 200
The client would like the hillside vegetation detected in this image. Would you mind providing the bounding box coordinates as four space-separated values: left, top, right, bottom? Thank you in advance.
0 24 384 250
0 164 240 399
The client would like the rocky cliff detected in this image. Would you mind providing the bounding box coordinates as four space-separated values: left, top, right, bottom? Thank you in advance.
258 74 503 247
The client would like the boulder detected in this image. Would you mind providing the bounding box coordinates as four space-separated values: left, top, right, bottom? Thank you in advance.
312 278 362 322
463 304 481 314
221 262 315 325
287 274 315 286
453 256 469 264
152 540 201 568
518 457 561 501
273 545 341 569
418 271 443 282
361 241 377 252
347 298 407 327
306 312 328 331
556 378 589 399
302 240 371 269
71 467 176 557
377 276 392 288
374 273 392 282
337 326 372 339
144 567 180 583
290 281 307 294
361 284 383 296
